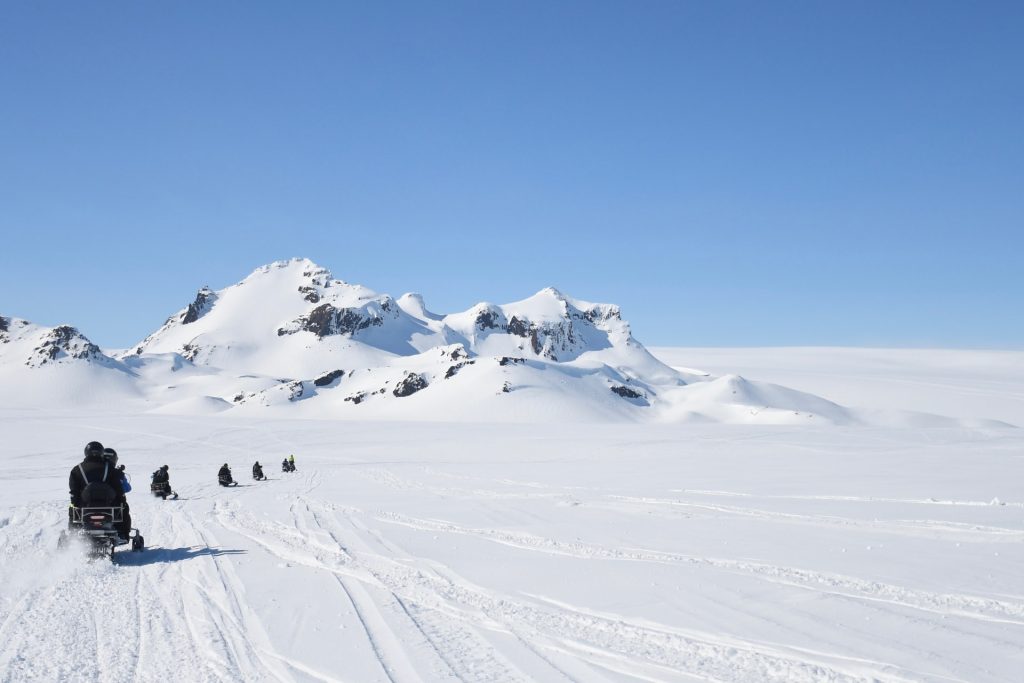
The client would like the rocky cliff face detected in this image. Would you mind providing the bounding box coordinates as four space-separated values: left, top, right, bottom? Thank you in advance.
27 325 106 367
277 298 400 339
181 287 217 324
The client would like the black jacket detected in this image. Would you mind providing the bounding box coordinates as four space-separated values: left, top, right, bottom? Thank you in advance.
218 466 231 478
69 457 124 507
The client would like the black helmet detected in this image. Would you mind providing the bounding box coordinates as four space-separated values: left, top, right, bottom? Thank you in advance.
103 447 118 466
84 441 104 460
161 465 169 470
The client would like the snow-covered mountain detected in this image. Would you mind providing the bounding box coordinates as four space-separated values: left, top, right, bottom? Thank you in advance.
0 258 932 425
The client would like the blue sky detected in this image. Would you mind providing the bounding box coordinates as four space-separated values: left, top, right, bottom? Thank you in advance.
1 1 1021 348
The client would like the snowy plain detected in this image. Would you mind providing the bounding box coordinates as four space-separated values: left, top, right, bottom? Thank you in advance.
1 347 1022 682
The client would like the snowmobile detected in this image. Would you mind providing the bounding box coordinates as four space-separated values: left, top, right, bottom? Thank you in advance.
150 481 178 499
282 459 296 473
218 472 237 487
59 505 144 561
252 464 266 481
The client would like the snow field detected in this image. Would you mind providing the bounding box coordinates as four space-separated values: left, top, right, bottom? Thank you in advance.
1 411 1022 682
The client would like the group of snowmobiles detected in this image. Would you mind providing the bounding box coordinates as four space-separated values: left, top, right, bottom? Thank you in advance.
60 441 299 562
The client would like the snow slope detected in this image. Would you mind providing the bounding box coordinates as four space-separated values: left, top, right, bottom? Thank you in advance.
652 347 1024 427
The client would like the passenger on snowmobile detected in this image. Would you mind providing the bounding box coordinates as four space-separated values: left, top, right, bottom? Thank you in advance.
63 440 144 556
218 463 235 486
104 448 132 539
252 461 265 480
69 441 125 528
288 454 296 471
151 464 175 499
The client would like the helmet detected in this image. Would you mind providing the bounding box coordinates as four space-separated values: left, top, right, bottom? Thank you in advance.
223 463 229 468
84 441 104 460
254 461 260 466
103 448 119 466
161 465 169 471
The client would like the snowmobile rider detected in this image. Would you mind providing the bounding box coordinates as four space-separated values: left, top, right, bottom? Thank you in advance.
288 454 296 470
151 464 173 498
218 463 234 486
103 447 133 539
252 461 264 480
68 441 127 537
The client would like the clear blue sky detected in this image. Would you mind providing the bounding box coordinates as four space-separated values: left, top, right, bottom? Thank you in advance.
1 1 1021 348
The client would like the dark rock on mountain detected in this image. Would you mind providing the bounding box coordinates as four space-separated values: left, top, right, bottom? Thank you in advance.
441 345 468 361
0 316 8 343
181 287 217 324
507 316 530 338
393 372 428 397
474 307 506 330
285 381 305 401
445 360 475 379
181 342 202 362
28 325 104 367
279 300 397 339
314 369 345 387
345 391 367 405
611 385 644 400
298 286 321 303
498 356 526 366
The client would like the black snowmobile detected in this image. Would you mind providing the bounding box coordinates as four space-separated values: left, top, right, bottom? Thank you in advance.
59 483 144 561
150 466 178 499
218 465 237 487
282 459 296 473
252 462 266 481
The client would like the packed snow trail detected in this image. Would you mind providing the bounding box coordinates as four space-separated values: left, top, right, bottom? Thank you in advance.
2 413 1023 681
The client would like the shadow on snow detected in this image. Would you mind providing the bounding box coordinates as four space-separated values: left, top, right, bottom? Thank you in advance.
115 546 247 565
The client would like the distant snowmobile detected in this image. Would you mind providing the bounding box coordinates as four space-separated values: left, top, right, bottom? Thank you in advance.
282 458 296 473
252 461 266 481
218 464 237 487
150 465 178 499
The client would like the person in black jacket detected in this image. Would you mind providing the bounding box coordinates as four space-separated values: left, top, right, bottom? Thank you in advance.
218 463 233 486
69 441 126 536
103 447 132 539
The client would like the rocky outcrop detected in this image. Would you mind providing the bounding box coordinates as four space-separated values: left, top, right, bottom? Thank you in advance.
393 372 428 397
0 316 8 343
498 356 526 367
27 326 104 367
181 287 217 324
445 360 475 379
298 286 321 303
314 369 345 387
611 385 644 400
278 298 399 339
474 305 507 331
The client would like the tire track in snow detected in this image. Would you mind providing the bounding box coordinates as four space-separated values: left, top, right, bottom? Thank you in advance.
218 501 922 683
677 489 1024 509
219 501 535 682
290 499 407 683
370 509 1024 628
605 495 1024 541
